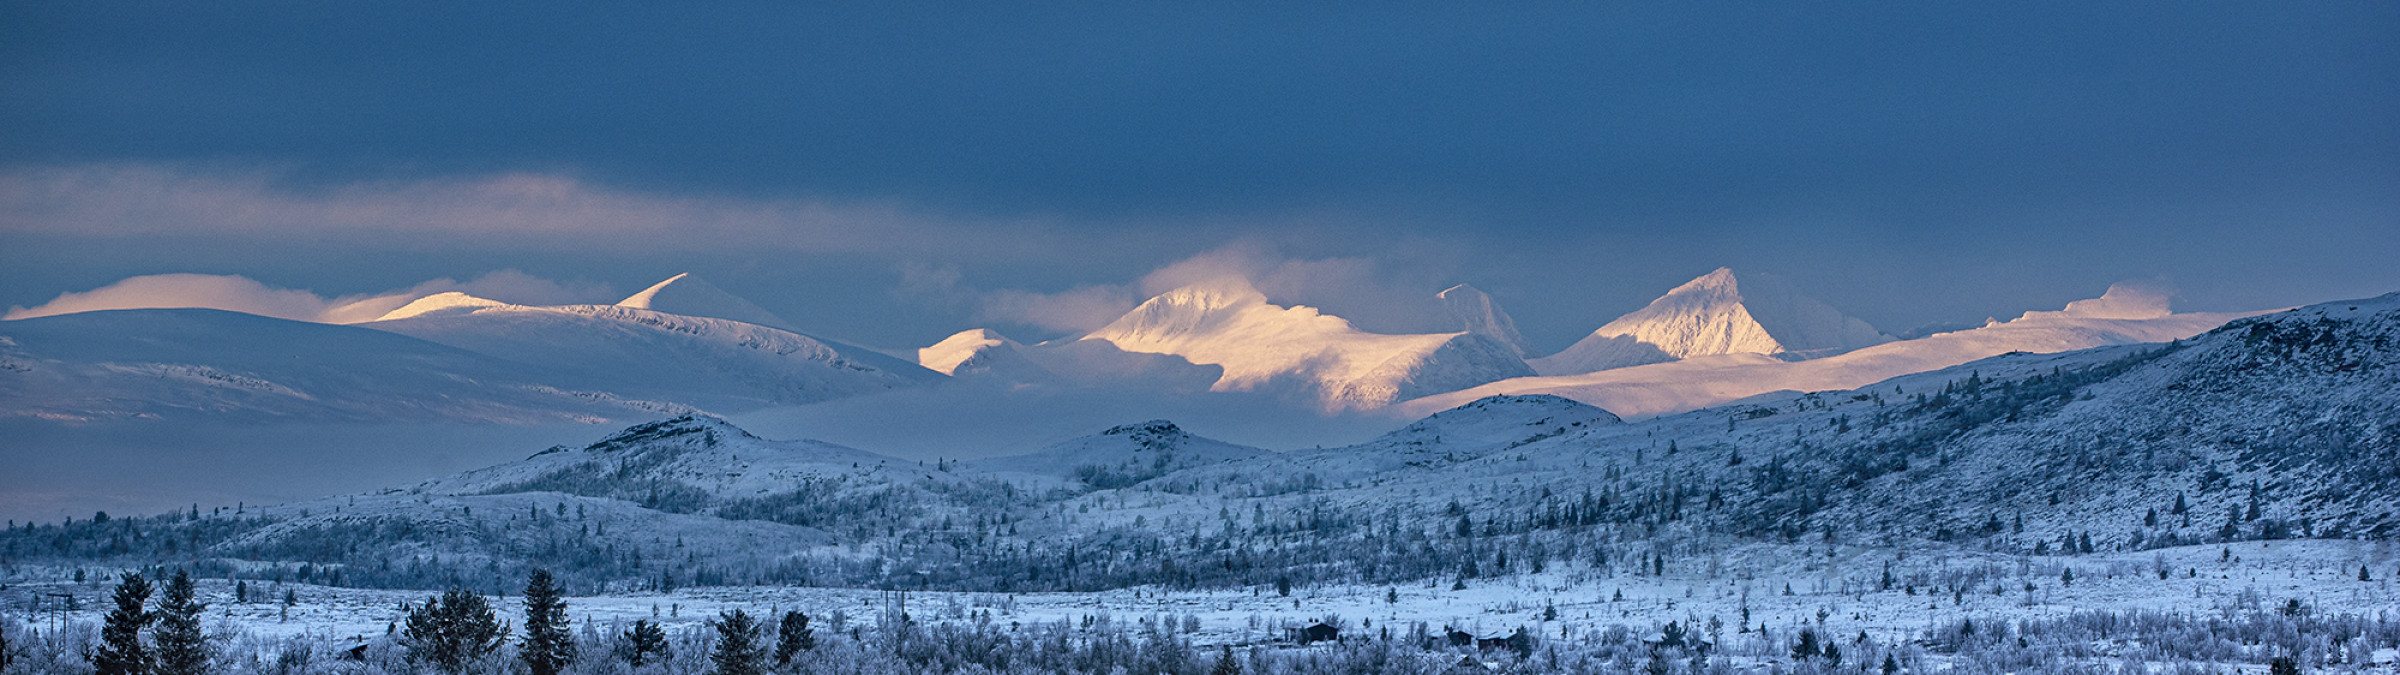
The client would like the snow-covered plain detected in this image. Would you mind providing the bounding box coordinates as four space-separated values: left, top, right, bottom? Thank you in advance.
8 540 2396 664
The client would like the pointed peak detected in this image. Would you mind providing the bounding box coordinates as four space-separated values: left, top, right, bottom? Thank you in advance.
616 273 795 330
1438 283 1533 356
1669 267 1743 294
1437 283 1485 300
618 272 706 307
1533 267 1886 375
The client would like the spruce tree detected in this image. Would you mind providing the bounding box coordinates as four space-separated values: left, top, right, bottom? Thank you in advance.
154 570 210 675
1790 628 1821 660
1 621 15 674
519 569 576 675
1882 653 1901 675
93 572 154 675
709 609 766 675
774 610 814 666
1211 644 1241 675
615 620 670 667
402 589 504 674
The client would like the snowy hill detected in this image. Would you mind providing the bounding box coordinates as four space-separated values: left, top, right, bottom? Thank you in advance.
1813 291 2400 541
1530 268 1890 375
918 328 1051 380
411 414 939 501
367 293 939 409
615 272 800 331
968 419 1272 488
1080 279 1534 408
0 308 648 423
1409 283 2263 419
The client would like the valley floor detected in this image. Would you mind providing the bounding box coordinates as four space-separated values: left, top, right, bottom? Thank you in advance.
8 541 2397 672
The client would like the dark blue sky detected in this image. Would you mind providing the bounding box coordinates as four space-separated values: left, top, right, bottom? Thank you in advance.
3 1 2396 350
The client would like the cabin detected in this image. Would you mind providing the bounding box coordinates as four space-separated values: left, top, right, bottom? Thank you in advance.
1294 622 1341 644
1476 629 1530 654
1644 637 1714 655
1444 628 1475 647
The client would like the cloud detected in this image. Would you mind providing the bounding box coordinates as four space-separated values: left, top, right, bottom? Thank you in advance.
974 286 1139 334
1137 243 1452 334
0 163 1092 260
4 271 613 323
904 242 1459 339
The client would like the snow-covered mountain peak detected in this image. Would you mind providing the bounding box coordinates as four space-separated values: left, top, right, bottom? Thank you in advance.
1439 284 1534 356
1531 268 1889 375
373 291 511 321
919 328 1037 377
1081 281 1532 408
617 272 797 330
1084 280 1281 344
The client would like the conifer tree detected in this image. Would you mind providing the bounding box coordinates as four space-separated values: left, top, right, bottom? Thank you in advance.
402 589 504 674
1211 645 1241 675
520 569 576 675
709 609 766 675
154 570 210 675
615 620 670 667
774 610 814 666
93 572 154 675
1790 628 1821 660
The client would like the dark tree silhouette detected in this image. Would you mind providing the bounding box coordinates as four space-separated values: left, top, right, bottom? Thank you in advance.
709 609 766 675
402 589 504 674
615 620 670 667
93 572 154 675
520 569 576 675
154 570 210 675
1791 628 1821 660
774 610 814 666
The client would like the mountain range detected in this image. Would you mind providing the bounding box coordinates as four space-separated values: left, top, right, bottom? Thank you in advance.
11 289 2390 592
2 268 2275 431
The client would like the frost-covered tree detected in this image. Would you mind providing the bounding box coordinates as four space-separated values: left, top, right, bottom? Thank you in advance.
154 570 210 675
519 569 575 675
401 589 504 674
615 620 670 667
1210 644 1241 675
93 572 154 675
774 611 813 666
709 609 765 675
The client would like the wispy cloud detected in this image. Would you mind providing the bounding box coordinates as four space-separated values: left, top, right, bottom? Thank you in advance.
0 163 1086 259
895 242 1460 339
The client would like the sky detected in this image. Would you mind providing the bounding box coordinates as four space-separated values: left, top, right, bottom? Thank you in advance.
3 1 2397 354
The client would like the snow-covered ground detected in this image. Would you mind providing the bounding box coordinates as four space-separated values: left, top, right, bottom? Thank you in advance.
10 540 2392 655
